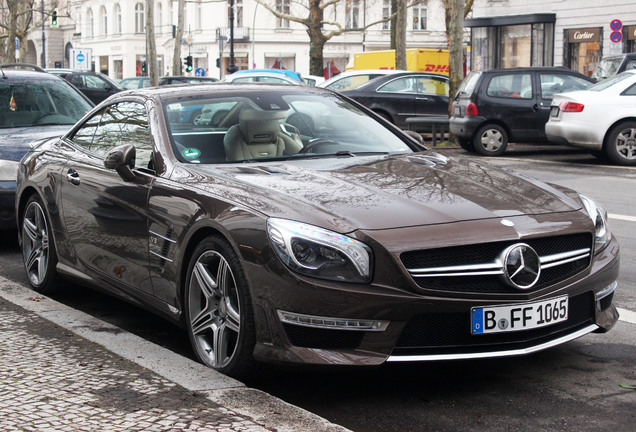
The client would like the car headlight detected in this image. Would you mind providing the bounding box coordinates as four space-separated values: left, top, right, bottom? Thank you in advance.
580 194 611 254
267 218 372 283
0 159 20 182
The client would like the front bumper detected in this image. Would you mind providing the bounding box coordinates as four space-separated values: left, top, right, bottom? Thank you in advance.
247 225 620 367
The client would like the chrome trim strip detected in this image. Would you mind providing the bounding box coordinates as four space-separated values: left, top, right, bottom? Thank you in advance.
149 250 174 262
277 310 389 331
407 248 590 277
386 324 598 362
595 281 618 300
149 230 177 243
540 248 590 264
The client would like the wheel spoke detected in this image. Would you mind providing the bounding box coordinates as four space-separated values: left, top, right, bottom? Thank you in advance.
194 261 221 299
225 300 240 333
217 258 230 298
213 322 230 367
23 217 39 244
190 309 215 336
25 247 41 275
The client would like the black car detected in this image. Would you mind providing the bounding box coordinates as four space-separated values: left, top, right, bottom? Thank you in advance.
0 64 94 230
46 68 123 104
450 67 595 156
339 72 450 129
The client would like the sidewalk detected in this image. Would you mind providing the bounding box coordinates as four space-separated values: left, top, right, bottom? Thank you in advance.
0 276 350 432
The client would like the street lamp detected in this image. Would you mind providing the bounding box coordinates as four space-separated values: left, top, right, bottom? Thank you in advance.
227 0 237 74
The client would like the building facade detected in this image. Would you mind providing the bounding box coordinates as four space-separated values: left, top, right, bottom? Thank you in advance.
26 0 449 80
468 0 636 76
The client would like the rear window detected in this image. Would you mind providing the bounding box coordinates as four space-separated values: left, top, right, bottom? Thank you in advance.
456 72 481 97
486 74 532 99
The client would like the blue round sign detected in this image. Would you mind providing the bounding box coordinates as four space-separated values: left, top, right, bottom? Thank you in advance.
611 31 623 43
195 68 205 77
77 53 85 62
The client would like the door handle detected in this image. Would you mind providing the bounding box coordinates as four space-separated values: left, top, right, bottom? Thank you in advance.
66 169 80 185
416 97 429 101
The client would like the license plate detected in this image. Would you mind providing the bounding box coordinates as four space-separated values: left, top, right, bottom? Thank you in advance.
471 295 568 335
453 106 461 116
550 106 560 117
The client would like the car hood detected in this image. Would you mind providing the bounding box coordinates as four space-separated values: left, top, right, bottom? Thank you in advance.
187 152 582 232
0 125 71 161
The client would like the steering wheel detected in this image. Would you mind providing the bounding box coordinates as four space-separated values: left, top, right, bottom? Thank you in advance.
298 138 339 154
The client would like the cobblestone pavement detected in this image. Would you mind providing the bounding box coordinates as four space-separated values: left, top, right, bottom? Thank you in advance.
0 297 270 432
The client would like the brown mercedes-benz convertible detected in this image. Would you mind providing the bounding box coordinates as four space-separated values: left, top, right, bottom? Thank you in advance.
16 83 619 378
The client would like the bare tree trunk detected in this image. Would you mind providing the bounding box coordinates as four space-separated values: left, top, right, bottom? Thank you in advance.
395 0 407 70
172 0 185 76
390 0 397 50
448 0 465 114
307 0 325 76
146 0 158 85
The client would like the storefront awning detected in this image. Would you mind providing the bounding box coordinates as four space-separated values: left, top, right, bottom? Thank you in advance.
465 13 556 28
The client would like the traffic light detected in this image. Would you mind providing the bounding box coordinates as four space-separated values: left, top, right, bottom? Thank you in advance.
51 11 58 26
141 62 147 75
184 55 193 72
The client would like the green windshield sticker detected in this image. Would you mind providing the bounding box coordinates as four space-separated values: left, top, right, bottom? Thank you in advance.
183 148 201 159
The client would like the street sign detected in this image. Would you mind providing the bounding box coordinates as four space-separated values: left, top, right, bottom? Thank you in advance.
70 48 92 70
611 31 623 43
610 19 623 31
195 68 205 77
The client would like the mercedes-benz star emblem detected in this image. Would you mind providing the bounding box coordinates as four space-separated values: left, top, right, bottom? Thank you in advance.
501 243 541 289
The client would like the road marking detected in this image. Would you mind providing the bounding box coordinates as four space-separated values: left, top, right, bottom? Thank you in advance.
617 308 636 325
609 213 636 223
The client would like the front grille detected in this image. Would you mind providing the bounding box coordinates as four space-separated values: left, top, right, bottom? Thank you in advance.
392 292 595 356
401 233 592 294
282 323 365 350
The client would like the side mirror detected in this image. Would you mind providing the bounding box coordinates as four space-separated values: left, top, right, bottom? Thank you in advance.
104 144 136 182
403 130 424 145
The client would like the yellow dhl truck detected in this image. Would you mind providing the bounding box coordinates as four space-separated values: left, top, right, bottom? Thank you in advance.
352 48 449 75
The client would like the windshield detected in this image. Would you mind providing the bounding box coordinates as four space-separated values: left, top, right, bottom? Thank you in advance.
0 80 93 128
587 71 634 91
164 90 415 164
592 57 623 80
455 71 481 98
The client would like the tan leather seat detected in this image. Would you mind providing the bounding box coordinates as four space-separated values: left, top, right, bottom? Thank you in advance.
224 110 303 161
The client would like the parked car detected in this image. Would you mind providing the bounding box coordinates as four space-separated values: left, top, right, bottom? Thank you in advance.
46 68 123 104
546 70 636 166
232 68 304 82
15 83 619 379
450 67 595 156
0 63 93 230
318 69 405 91
223 70 304 85
119 77 150 89
303 74 325 86
592 53 636 81
158 75 218 85
339 72 449 129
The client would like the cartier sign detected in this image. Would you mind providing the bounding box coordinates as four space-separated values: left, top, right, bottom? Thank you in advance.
567 28 601 43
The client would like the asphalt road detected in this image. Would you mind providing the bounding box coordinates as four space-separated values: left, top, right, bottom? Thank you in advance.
1 143 635 431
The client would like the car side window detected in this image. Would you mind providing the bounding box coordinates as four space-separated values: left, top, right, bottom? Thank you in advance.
539 74 591 99
69 74 85 89
417 77 449 96
622 83 636 96
71 102 154 170
379 77 417 93
487 74 532 99
85 75 108 90
625 60 636 72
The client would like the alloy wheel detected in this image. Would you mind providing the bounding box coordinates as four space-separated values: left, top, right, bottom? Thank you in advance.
22 200 50 287
187 250 241 369
614 127 636 161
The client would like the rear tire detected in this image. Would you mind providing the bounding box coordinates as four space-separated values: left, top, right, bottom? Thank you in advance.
21 195 59 294
473 124 508 156
184 236 257 379
604 121 636 166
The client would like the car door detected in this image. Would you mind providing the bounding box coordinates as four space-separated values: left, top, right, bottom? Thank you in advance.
414 75 450 116
60 101 156 294
536 72 593 137
481 72 541 141
373 76 418 127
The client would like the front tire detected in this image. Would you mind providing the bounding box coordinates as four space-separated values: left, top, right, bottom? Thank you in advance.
21 195 59 294
474 124 508 156
184 236 256 378
605 121 636 166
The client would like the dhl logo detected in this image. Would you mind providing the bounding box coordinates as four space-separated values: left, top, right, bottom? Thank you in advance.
422 64 450 73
